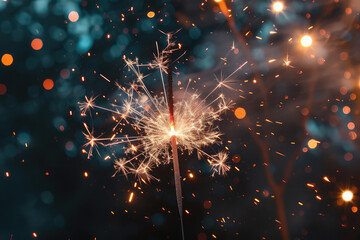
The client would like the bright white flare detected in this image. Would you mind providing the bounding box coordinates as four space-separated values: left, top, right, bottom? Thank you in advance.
342 190 353 202
272 1 284 12
301 35 312 47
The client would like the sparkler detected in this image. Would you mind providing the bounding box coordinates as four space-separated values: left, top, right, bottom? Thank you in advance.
80 33 246 238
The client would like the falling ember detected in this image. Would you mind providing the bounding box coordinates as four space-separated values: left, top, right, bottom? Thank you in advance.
5 172 10 177
129 192 134 202
32 233 37 238
342 190 353 202
307 183 315 188
84 172 89 177
323 176 331 182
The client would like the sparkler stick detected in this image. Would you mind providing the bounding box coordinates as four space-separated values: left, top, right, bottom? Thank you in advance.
80 35 236 240
167 51 185 240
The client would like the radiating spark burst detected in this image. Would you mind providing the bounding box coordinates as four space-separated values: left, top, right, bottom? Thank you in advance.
80 38 246 182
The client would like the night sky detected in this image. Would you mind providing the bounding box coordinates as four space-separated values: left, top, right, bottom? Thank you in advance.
1 0 360 239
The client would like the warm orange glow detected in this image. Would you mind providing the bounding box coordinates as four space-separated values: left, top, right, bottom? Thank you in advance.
68 11 79 22
5 172 9 177
348 122 355 130
215 0 230 19
308 139 319 149
203 200 212 209
232 154 241 163
343 106 351 114
43 79 54 90
234 107 246 119
32 233 37 238
31 38 43 50
0 83 6 95
189 173 194 178
147 11 155 18
301 35 312 47
1 53 13 66
352 206 358 213
84 172 89 177
342 190 353 202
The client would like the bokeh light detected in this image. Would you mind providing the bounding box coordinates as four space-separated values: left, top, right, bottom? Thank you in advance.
342 190 353 202
68 11 79 22
147 11 155 18
1 53 13 66
272 1 284 12
307 139 319 149
0 83 6 95
301 35 313 47
43 79 54 90
234 107 246 119
31 38 43 50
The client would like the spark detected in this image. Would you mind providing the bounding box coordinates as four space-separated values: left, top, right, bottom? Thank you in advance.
79 40 236 181
283 54 294 68
129 192 134 202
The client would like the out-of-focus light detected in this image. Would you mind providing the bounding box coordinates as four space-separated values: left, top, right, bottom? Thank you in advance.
352 206 358 213
301 35 312 47
234 107 246 119
68 11 79 22
1 53 13 66
0 83 6 95
307 139 319 149
342 190 353 202
31 38 43 50
343 106 351 114
43 79 54 90
203 200 212 209
272 1 284 12
214 0 222 2
147 11 155 18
